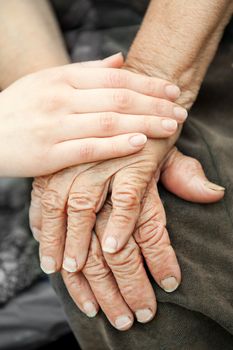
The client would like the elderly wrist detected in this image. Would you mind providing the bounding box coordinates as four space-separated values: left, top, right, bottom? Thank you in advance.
124 56 198 110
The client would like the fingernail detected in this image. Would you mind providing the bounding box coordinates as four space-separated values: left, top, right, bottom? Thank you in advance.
161 119 177 132
135 308 153 323
40 256 56 274
165 85 181 99
173 107 188 120
83 301 98 318
204 181 225 191
115 315 132 330
103 236 118 253
129 134 147 147
31 227 40 241
161 277 179 292
63 257 78 273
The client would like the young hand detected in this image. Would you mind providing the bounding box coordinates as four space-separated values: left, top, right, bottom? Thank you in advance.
0 58 186 177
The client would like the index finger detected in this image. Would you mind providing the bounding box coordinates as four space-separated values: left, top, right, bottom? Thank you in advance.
101 165 152 254
63 66 181 101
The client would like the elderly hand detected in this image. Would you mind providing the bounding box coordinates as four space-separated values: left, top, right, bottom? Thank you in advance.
30 148 224 330
31 132 223 276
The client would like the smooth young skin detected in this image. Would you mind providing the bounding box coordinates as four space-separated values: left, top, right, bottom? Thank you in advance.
0 56 186 177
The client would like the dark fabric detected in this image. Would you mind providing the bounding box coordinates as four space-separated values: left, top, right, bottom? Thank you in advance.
0 279 71 350
0 178 41 304
50 1 233 349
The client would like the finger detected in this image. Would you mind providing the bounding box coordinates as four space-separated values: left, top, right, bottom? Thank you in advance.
56 113 178 142
29 177 49 241
96 201 157 324
74 52 124 69
65 66 181 101
83 234 134 331
63 175 109 273
47 133 148 175
70 89 188 121
101 165 152 254
39 170 74 274
134 180 181 293
161 148 225 203
62 270 99 318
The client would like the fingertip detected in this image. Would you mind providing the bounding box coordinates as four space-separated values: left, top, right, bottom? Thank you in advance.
31 227 40 242
165 84 181 100
161 119 178 133
102 236 118 253
160 276 180 293
187 178 225 203
204 181 225 192
135 308 155 323
40 255 57 274
128 134 147 147
114 315 134 331
103 52 124 68
62 257 78 273
83 301 99 318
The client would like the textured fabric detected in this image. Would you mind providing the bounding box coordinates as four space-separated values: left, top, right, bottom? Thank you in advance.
0 178 41 304
50 1 233 349
0 279 71 350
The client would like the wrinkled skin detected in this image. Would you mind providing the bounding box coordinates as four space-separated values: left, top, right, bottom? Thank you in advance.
29 47 224 332
30 146 224 330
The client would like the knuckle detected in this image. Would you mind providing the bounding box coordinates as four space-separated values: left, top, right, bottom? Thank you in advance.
40 231 63 247
156 100 169 115
140 222 167 246
108 240 141 274
42 190 64 217
109 140 120 157
110 210 133 228
184 158 202 173
32 177 47 197
45 68 65 83
176 157 203 181
112 187 140 209
68 190 97 211
64 272 83 291
142 115 151 135
149 245 177 274
146 78 157 95
66 229 81 243
68 213 95 236
78 142 95 161
112 89 131 110
99 113 116 133
45 91 64 111
106 70 126 87
84 236 111 280
85 255 111 281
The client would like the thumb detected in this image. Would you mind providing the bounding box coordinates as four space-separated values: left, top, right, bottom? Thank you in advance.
160 147 225 203
76 52 124 69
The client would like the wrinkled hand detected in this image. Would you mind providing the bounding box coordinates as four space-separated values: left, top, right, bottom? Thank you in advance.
31 139 169 273
30 148 224 330
30 144 224 276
